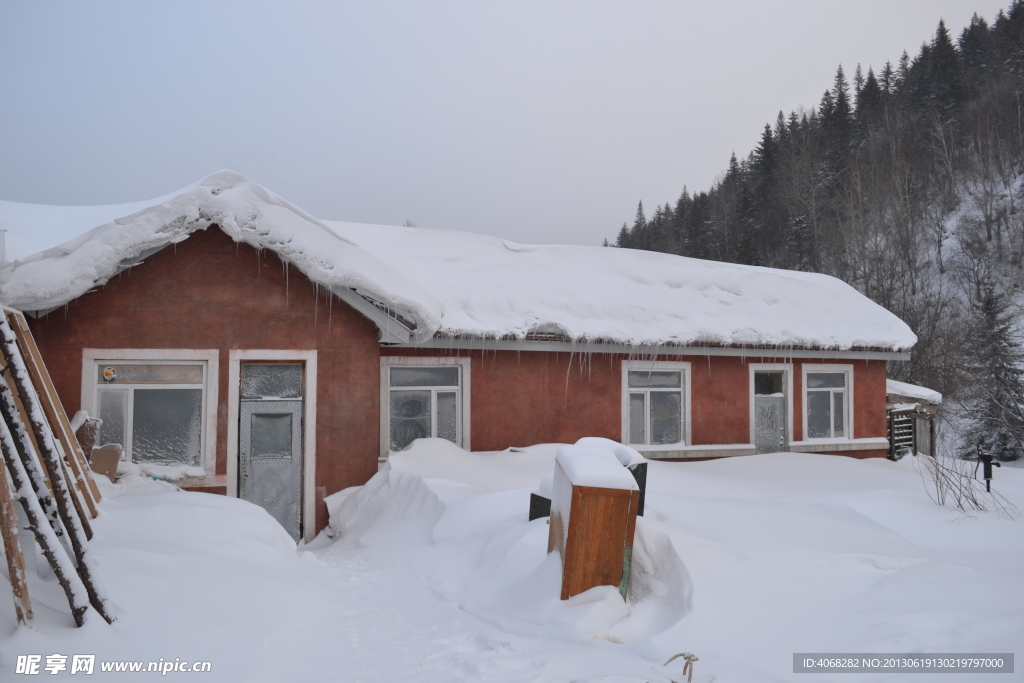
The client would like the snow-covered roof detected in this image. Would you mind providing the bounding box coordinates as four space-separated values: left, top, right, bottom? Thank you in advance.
0 172 442 342
886 379 942 404
326 223 917 351
0 172 917 352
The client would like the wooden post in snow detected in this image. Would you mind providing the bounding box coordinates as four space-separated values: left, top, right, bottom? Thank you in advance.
0 447 32 626
548 445 640 601
0 317 114 623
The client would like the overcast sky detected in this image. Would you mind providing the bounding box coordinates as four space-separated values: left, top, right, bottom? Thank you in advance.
0 1 1011 254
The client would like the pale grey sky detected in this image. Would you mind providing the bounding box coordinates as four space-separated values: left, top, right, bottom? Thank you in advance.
0 1 1009 254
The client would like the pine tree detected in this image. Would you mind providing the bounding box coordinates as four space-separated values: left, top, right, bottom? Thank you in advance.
963 282 1024 461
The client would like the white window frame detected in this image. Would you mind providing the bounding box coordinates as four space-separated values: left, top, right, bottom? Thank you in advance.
621 360 691 448
748 363 794 447
226 349 317 543
801 364 854 441
80 349 219 478
380 357 471 459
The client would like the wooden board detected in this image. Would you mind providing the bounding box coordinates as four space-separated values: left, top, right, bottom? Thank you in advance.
5 310 100 515
0 452 32 625
549 460 640 601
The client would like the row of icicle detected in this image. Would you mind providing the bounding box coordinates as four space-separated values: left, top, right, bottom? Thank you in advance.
0 307 113 627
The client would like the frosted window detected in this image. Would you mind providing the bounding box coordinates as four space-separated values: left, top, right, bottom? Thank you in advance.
391 367 459 387
628 371 681 389
807 391 832 439
436 392 457 442
628 393 646 444
391 390 430 450
132 389 203 466
97 389 127 448
98 364 202 385
807 372 845 389
251 414 293 458
241 364 302 399
833 392 845 437
650 391 682 444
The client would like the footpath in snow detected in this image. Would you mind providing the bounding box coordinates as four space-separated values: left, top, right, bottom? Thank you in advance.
1 440 1022 682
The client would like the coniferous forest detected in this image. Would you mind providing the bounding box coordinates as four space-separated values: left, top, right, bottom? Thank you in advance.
611 3 1024 459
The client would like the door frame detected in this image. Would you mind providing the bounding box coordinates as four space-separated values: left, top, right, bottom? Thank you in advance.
748 363 793 450
227 349 317 542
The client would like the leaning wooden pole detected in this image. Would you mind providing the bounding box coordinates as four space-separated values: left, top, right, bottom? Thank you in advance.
0 414 89 626
0 452 32 626
0 320 114 624
0 366 72 559
6 310 100 515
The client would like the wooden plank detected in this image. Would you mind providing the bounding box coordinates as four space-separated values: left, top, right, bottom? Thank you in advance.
0 402 89 626
0 318 114 624
0 448 33 626
6 310 100 512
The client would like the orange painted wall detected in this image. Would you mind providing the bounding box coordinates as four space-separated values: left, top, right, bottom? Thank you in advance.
26 227 382 533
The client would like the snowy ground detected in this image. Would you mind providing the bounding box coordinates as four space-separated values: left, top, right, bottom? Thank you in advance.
2 441 1023 682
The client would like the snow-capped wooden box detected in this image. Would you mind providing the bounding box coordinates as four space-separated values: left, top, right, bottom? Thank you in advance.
548 445 640 601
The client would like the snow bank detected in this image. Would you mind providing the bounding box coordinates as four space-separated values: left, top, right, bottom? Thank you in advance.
329 220 918 350
0 171 442 341
4 445 1023 682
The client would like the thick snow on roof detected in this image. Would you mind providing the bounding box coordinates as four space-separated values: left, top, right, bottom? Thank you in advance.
327 222 917 351
0 172 442 341
886 379 942 404
0 172 916 351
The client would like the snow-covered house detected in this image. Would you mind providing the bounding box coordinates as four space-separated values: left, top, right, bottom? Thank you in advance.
0 172 916 540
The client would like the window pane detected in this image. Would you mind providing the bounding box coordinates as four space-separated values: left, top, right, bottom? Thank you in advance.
754 372 783 395
436 392 457 443
628 393 646 444
241 363 302 399
98 364 203 385
650 391 682 444
833 392 845 438
390 390 430 450
97 389 127 448
807 372 845 389
807 390 832 438
390 367 459 387
250 414 293 458
132 389 203 466
628 370 681 388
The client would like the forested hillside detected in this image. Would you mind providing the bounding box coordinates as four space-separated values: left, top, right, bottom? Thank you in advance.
612 3 1024 458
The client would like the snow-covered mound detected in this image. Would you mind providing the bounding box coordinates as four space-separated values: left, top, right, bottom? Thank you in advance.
328 220 916 350
0 172 915 351
2 444 1023 681
325 439 692 643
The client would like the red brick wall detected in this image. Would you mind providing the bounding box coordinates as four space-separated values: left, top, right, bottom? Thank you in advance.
27 227 382 533
381 349 890 453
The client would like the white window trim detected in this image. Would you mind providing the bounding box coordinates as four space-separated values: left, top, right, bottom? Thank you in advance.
227 350 317 543
801 363 854 441
380 357 471 460
748 363 794 448
80 349 219 479
621 360 691 449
